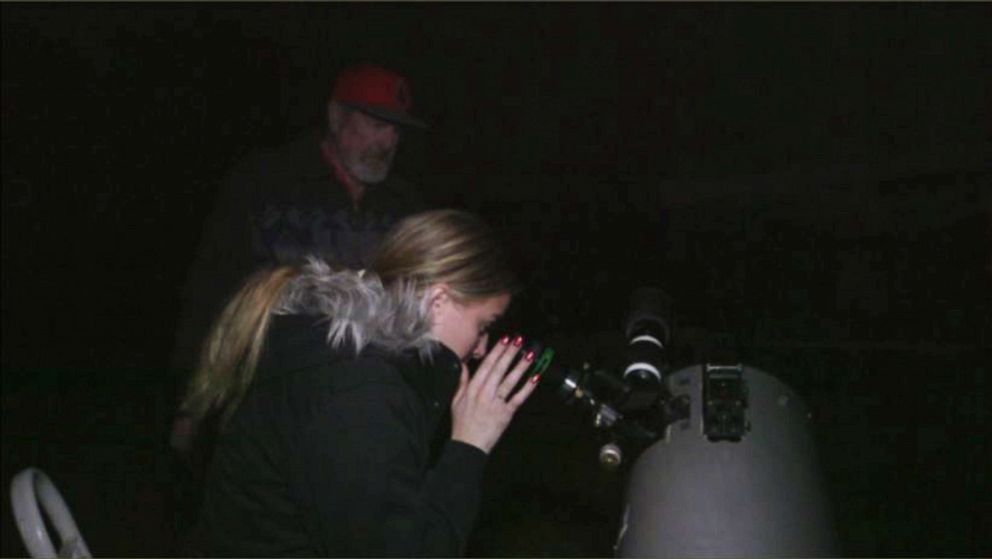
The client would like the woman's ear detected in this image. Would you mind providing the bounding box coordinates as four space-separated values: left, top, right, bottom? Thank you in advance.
428 283 453 311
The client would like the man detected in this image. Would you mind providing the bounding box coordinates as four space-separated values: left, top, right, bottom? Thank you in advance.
170 63 427 456
237 62 426 271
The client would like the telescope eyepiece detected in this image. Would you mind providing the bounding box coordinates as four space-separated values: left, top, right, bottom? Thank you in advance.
622 288 672 388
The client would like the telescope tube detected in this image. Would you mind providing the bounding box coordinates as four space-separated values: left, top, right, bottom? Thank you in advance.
615 365 837 557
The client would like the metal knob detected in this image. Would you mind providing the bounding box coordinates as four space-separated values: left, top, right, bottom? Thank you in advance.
599 442 622 470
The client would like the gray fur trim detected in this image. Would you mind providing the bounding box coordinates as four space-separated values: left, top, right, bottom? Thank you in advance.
274 257 438 358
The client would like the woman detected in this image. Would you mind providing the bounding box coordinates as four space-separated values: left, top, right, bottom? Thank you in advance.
179 209 541 556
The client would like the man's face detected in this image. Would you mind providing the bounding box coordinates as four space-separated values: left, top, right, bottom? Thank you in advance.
333 108 400 184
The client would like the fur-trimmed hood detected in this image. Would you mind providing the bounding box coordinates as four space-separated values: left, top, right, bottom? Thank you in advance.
273 258 438 359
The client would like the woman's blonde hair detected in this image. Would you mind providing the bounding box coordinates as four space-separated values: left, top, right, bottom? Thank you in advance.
181 265 301 426
180 209 518 427
372 209 519 303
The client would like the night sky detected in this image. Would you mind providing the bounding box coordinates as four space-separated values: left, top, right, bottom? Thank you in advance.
2 4 990 557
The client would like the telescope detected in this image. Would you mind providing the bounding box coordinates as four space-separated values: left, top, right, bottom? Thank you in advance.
8 286 837 558
533 288 838 558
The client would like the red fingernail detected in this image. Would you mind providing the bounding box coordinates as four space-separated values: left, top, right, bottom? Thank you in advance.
513 335 524 347
524 350 536 361
530 374 542 384
499 335 511 345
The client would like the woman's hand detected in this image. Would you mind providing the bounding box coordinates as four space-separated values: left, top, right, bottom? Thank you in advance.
450 335 541 454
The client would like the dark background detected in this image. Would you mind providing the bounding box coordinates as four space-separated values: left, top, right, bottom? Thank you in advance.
2 3 990 557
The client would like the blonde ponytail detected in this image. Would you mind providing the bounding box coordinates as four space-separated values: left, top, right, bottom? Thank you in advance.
181 265 301 427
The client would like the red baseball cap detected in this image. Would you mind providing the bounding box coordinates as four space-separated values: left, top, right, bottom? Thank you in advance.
331 64 427 128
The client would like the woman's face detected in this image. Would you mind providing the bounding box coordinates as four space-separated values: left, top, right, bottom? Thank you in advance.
431 291 512 362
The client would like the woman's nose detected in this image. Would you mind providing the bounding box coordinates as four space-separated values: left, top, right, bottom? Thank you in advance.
471 334 489 360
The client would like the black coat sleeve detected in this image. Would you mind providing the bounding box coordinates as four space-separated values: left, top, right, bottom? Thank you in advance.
171 164 262 377
287 370 487 557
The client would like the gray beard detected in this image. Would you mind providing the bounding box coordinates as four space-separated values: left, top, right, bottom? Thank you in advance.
344 148 395 184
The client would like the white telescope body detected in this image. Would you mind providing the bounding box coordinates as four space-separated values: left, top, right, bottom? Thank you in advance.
615 365 837 558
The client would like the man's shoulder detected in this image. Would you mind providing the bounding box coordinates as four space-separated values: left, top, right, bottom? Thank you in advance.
228 131 327 185
218 131 334 209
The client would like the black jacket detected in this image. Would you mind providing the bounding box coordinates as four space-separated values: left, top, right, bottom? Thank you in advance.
172 131 424 375
192 314 487 557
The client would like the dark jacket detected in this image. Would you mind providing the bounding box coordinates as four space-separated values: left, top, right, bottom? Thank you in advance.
172 131 424 375
191 265 486 557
